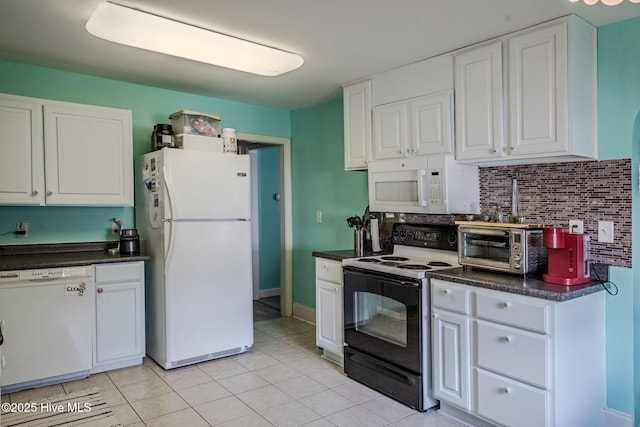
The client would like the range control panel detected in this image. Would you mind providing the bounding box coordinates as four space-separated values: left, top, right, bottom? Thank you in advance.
391 223 458 252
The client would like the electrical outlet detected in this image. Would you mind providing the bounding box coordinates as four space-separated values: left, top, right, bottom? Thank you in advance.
16 222 28 238
111 222 121 235
569 220 584 234
316 210 322 223
598 221 614 243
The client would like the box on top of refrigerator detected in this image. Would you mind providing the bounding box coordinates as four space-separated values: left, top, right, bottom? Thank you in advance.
169 110 221 137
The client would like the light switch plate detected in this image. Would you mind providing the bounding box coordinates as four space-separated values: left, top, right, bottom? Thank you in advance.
598 221 614 243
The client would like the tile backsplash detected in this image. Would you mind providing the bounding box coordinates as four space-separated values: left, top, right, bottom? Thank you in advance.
374 159 631 267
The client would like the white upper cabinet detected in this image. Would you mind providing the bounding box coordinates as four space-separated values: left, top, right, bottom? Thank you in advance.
343 79 372 170
373 91 453 159
44 101 133 206
0 93 133 206
454 41 504 161
455 15 597 165
0 95 45 205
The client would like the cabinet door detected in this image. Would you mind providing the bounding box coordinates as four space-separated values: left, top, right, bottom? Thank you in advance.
95 281 144 365
316 279 343 355
454 42 504 161
43 102 133 205
344 80 372 170
409 91 453 156
373 101 408 160
508 22 567 156
432 308 471 410
0 95 45 205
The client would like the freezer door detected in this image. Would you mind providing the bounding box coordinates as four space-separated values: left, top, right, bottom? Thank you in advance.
164 220 253 364
162 149 250 219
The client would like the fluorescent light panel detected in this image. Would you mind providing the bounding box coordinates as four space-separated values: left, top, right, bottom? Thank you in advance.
86 2 303 76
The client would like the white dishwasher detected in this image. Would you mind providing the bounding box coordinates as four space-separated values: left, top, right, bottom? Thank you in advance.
0 266 94 392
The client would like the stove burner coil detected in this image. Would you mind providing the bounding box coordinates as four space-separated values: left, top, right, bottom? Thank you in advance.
381 256 409 261
357 258 381 263
428 261 452 267
397 264 432 270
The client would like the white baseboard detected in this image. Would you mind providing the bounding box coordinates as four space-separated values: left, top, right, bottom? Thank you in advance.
292 302 315 324
258 288 281 299
604 408 634 427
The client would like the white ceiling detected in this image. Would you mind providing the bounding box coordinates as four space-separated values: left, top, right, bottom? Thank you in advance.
0 0 638 110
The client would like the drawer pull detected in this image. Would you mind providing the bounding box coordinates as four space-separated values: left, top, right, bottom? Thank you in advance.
443 289 451 295
500 301 511 309
502 387 512 395
502 335 512 343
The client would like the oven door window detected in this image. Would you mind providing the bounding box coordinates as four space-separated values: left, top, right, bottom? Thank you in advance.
355 292 407 347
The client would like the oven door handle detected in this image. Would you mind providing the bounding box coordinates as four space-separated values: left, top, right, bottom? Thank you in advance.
344 268 420 288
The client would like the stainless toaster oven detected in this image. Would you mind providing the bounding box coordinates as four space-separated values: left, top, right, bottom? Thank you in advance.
458 225 547 274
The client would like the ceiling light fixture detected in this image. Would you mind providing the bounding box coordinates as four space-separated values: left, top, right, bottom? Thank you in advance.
568 0 640 5
86 1 303 76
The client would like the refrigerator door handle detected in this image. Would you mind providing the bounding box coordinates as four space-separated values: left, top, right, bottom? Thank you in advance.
165 220 176 267
163 164 177 266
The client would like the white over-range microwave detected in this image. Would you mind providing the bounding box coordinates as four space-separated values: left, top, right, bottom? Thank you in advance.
367 155 479 214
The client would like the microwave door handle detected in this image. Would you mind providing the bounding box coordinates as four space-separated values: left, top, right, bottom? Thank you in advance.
416 169 427 207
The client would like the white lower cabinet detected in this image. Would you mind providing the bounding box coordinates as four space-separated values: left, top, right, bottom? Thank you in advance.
92 262 145 373
315 258 343 365
431 279 605 427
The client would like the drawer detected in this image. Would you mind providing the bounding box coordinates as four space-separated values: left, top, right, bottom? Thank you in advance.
475 291 550 333
431 279 469 314
476 368 549 427
95 262 143 284
476 320 549 389
315 258 342 283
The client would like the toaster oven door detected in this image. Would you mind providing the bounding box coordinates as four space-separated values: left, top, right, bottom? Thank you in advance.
459 228 513 271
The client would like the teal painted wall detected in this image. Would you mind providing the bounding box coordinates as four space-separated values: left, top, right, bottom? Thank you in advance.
598 16 640 421
0 60 290 245
290 98 368 308
257 146 281 291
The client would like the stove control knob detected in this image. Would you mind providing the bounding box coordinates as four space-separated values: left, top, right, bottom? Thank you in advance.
399 229 407 240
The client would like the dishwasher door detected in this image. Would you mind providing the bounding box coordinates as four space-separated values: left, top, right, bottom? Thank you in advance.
0 268 94 390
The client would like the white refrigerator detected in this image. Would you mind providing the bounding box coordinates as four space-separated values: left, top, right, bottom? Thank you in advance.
136 147 253 369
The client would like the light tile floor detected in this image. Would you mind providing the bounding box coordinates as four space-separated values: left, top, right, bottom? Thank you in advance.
1 316 464 426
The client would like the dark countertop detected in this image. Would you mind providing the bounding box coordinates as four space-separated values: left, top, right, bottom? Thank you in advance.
427 267 607 302
312 249 609 302
0 242 151 271
312 249 381 261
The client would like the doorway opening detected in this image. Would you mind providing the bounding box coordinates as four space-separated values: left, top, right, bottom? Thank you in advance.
238 132 292 319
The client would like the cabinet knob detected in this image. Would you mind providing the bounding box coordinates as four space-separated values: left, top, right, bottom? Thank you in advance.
500 301 510 309
489 148 497 154
443 289 451 295
31 190 38 196
46 191 53 196
502 335 512 343
323 264 329 270
97 287 104 294
502 387 512 395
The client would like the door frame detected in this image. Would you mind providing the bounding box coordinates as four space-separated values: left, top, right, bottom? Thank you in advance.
238 132 293 317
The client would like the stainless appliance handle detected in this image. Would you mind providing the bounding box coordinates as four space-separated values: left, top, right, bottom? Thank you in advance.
343 267 420 287
461 227 509 237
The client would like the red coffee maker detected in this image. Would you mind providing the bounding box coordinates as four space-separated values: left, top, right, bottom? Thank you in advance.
543 228 591 286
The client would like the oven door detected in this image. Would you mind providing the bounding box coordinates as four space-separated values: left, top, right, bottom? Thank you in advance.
343 266 422 373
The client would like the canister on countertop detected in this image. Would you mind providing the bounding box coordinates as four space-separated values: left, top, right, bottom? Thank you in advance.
120 229 140 255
